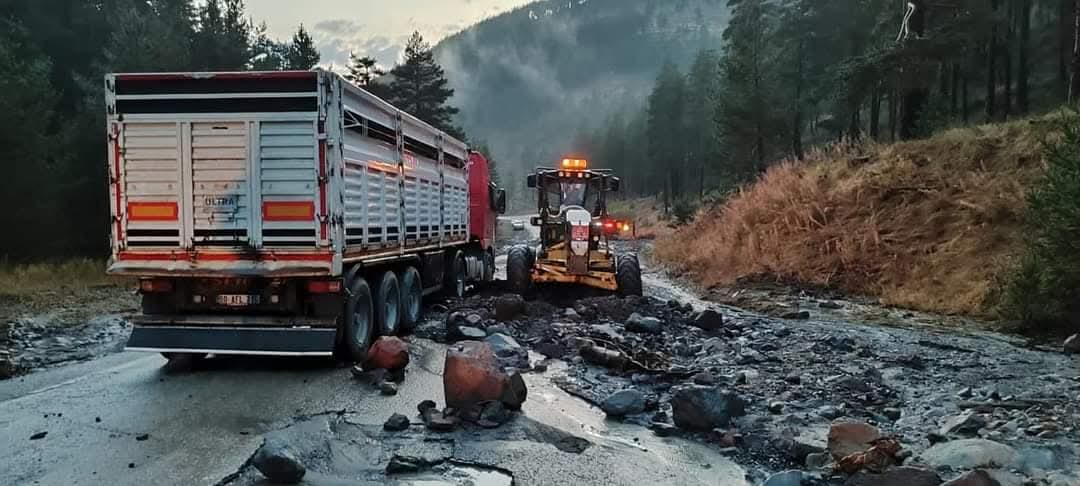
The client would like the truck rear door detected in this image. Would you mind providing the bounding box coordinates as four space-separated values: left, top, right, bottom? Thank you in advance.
106 72 336 276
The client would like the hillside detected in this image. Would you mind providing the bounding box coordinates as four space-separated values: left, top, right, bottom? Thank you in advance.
654 118 1056 317
434 0 731 175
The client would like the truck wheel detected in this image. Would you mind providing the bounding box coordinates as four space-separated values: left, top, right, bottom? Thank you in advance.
444 251 466 299
616 254 643 297
342 277 375 362
507 245 532 294
375 271 401 336
483 250 496 283
399 266 423 332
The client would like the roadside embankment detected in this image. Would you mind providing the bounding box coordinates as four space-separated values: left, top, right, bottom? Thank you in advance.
655 118 1055 317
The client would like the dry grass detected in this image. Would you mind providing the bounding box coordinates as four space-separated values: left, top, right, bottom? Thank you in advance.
656 117 1056 316
0 259 126 297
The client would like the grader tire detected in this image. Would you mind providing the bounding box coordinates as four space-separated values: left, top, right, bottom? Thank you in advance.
616 254 643 296
507 245 533 295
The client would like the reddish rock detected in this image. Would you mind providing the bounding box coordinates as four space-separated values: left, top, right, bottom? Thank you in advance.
828 422 881 460
363 337 410 371
942 470 1001 486
444 341 527 409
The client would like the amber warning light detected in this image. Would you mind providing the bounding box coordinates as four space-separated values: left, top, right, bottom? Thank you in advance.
561 158 588 170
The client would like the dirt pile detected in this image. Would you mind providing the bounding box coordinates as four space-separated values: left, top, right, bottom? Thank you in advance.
655 118 1057 317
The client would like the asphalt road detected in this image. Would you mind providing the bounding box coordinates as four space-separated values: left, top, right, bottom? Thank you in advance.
0 299 748 486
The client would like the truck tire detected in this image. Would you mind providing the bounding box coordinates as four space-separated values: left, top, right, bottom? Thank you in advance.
507 245 532 294
375 271 401 336
342 277 375 362
399 266 423 332
444 251 466 299
616 254 643 297
483 250 496 283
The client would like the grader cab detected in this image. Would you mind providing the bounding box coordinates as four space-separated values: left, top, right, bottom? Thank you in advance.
506 158 643 296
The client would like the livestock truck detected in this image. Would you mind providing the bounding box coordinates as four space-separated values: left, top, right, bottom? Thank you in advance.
104 69 506 361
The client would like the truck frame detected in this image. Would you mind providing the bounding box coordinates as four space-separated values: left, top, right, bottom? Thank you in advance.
105 69 505 361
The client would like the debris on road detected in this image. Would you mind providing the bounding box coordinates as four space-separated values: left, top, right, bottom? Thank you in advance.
1064 334 1080 354
252 437 306 484
29 431 47 440
383 413 411 432
443 341 527 411
363 336 410 371
601 389 647 417
669 386 747 431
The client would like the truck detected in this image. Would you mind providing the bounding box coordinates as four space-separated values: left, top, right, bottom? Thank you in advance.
104 69 506 361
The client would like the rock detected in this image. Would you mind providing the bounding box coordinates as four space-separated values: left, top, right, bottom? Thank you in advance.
418 401 458 432
379 381 398 396
692 371 719 386
844 466 942 486
625 313 663 334
0 351 16 379
252 438 306 484
1065 334 1080 354
532 362 548 373
136 433 150 441
602 389 647 417
386 455 425 474
564 308 580 319
820 301 844 309
920 439 1022 470
691 309 725 331
883 408 902 421
942 470 1001 486
806 452 831 469
768 402 785 414
476 401 514 428
763 471 804 486
384 413 410 431
485 333 529 370
784 374 802 385
494 294 526 321
939 411 987 436
828 422 881 460
781 310 811 320
444 341 527 410
670 386 747 431
29 431 47 440
456 326 487 341
363 337 410 371
485 324 511 336
818 405 844 420
651 422 677 437
958 387 975 399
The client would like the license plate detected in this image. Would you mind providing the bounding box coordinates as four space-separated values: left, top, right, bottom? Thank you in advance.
216 294 261 306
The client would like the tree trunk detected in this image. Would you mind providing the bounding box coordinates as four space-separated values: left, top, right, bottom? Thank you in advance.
1003 42 1013 118
962 73 970 123
889 86 898 141
792 37 805 160
1061 0 1072 100
900 0 928 140
950 64 960 117
1018 0 1031 114
1071 1 1080 102
870 84 882 140
987 0 999 119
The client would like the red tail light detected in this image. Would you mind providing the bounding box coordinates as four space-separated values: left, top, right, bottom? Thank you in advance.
139 279 174 293
307 280 342 294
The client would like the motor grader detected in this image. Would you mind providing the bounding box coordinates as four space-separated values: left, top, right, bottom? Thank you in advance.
506 158 643 296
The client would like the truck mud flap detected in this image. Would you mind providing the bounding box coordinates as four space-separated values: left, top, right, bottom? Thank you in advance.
126 326 337 356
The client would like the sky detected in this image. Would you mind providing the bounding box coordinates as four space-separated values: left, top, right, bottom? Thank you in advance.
245 0 533 70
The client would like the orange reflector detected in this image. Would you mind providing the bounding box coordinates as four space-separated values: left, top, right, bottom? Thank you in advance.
128 202 178 221
139 279 174 293
307 280 342 293
263 201 315 221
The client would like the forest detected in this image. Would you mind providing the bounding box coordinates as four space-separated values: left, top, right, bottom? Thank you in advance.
0 0 461 261
584 0 1080 211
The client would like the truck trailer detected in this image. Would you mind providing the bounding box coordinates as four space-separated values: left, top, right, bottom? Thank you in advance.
104 69 506 361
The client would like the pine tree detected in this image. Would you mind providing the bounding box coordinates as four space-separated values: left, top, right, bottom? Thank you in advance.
250 22 288 70
193 0 250 70
346 54 385 86
647 61 687 209
387 32 460 136
286 24 320 70
684 49 721 195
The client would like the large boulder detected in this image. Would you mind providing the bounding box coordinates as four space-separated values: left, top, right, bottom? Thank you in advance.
443 341 527 410
494 295 526 322
252 437 306 484
844 467 942 486
484 333 529 370
828 422 881 460
669 386 746 430
762 471 804 486
363 337 410 371
625 313 662 334
939 411 987 437
920 439 1022 470
601 389 647 417
691 309 725 331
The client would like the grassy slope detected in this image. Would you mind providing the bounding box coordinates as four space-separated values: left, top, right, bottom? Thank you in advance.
655 118 1055 316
